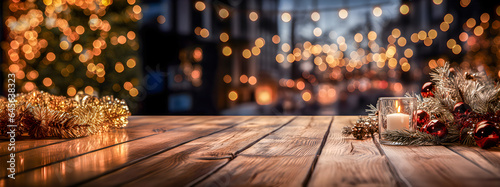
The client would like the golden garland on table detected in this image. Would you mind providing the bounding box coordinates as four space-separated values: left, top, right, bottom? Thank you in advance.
0 91 130 138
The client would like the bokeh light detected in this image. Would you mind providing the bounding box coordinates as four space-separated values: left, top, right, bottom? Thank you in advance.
249 12 259 21
228 91 238 101
219 8 229 19
311 11 320 21
281 12 291 22
339 9 348 19
373 6 382 17
400 4 409 15
3 0 500 116
195 1 206 11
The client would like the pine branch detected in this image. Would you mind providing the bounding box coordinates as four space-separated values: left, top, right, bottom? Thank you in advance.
454 70 500 114
381 130 440 146
430 63 460 110
461 132 476 146
443 123 461 143
365 104 378 116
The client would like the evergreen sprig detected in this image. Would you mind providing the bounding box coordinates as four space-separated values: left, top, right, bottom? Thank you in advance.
381 130 440 146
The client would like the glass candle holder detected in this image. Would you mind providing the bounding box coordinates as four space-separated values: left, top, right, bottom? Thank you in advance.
378 97 417 145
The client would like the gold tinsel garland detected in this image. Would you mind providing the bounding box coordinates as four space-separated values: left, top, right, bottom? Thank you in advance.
0 91 130 138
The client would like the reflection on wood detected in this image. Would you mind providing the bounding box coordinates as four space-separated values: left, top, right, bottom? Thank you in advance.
0 116 197 176
1 116 500 186
0 116 252 186
0 116 166 155
83 116 295 186
0 139 67 156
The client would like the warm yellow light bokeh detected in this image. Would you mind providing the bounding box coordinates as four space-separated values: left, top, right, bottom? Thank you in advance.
222 46 232 56
400 4 409 15
311 11 320 21
249 12 258 21
339 9 348 19
373 6 382 17
195 1 206 11
219 8 229 19
220 32 229 42
281 12 291 22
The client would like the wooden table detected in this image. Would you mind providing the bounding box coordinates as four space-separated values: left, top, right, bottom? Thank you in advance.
1 116 500 186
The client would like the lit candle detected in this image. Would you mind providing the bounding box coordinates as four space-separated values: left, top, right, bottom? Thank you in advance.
387 105 409 130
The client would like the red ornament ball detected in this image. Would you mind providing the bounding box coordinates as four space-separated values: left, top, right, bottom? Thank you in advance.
453 102 472 115
421 120 448 138
474 121 500 149
421 82 435 98
416 110 430 127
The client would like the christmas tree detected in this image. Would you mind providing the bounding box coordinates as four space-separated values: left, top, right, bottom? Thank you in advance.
2 0 141 111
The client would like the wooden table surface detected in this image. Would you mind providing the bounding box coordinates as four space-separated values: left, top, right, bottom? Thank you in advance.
1 116 500 186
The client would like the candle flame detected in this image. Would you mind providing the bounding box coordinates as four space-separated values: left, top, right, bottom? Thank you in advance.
395 100 401 113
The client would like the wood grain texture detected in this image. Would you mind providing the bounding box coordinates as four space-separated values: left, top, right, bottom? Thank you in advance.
0 116 202 177
197 116 332 187
308 116 397 187
81 116 295 187
0 116 252 186
3 116 500 187
0 139 67 156
379 143 500 186
0 116 174 155
446 145 500 176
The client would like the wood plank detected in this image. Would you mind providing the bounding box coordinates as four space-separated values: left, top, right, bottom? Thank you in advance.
126 115 218 127
0 116 205 156
308 116 397 187
378 141 500 186
0 116 252 186
80 116 295 187
0 116 175 155
446 145 500 176
0 116 207 176
196 116 332 187
0 139 67 156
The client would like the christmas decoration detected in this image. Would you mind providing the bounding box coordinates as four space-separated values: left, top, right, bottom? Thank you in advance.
342 115 378 140
460 126 475 146
421 120 448 138
453 102 472 115
416 109 430 128
346 63 500 149
352 126 367 140
381 130 439 146
464 72 476 80
474 121 500 149
2 0 142 111
420 82 435 98
0 91 130 138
